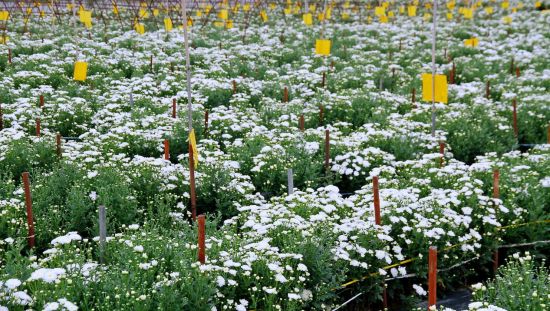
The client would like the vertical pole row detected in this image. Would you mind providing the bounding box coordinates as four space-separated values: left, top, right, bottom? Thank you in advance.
427 246 437 310
197 214 205 264
22 172 35 248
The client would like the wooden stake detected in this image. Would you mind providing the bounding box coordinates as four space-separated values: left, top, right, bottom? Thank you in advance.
439 142 445 167
412 87 416 107
299 114 305 131
39 95 44 108
515 67 520 78
512 99 518 139
197 214 206 264
283 87 289 103
164 139 170 160
232 80 237 94
493 169 500 199
8 49 12 64
189 142 197 221
150 55 153 72
204 110 209 134
36 118 41 137
373 176 381 225
322 72 326 88
98 205 107 263
22 172 35 248
428 246 437 310
56 133 62 157
172 98 177 118
450 62 455 84
324 129 330 171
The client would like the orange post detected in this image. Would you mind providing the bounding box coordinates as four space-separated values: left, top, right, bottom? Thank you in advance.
164 139 170 160
515 67 520 78
283 87 289 103
36 118 41 137
204 110 209 135
172 98 177 118
22 172 35 248
198 214 206 264
428 246 437 310
512 99 518 138
39 95 44 108
373 176 381 225
56 133 62 157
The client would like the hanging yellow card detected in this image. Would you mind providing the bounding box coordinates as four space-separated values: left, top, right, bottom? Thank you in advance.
464 37 479 47
447 12 453 20
501 1 509 9
113 5 119 14
164 18 173 31
535 1 542 8
485 7 493 14
315 39 331 56
326 8 332 19
284 7 291 14
153 9 159 16
74 61 88 81
422 74 448 104
218 9 228 20
0 11 9 21
503 16 512 24
260 10 268 22
135 23 145 34
399 6 405 14
408 5 417 16
375 6 385 16
0 36 9 44
303 13 313 25
243 3 250 11
342 12 350 20
139 8 148 18
446 1 456 10
79 10 91 23
462 8 473 19
196 10 203 17
380 15 389 23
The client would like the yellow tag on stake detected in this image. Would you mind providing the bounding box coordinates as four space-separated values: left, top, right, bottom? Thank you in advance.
422 73 448 104
74 61 88 81
315 39 331 56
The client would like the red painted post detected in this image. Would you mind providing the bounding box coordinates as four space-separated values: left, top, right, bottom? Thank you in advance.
373 176 381 225
204 110 209 134
56 133 62 157
197 214 206 264
283 87 289 103
319 105 324 125
189 143 197 221
39 95 44 108
324 129 330 171
428 246 437 310
22 172 35 248
164 139 170 160
512 99 518 139
299 114 305 131
172 98 177 118
439 142 445 167
36 118 41 137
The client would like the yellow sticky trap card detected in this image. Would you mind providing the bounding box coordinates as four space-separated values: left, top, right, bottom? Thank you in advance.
422 74 448 104
485 7 493 14
375 6 385 16
260 10 268 22
0 10 10 21
501 1 509 9
74 61 88 81
464 38 479 47
503 16 512 24
408 6 417 16
380 15 389 23
218 9 228 20
315 39 331 56
135 23 145 34
79 10 92 23
153 9 159 16
164 18 173 31
226 20 233 29
139 8 149 18
303 13 313 25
